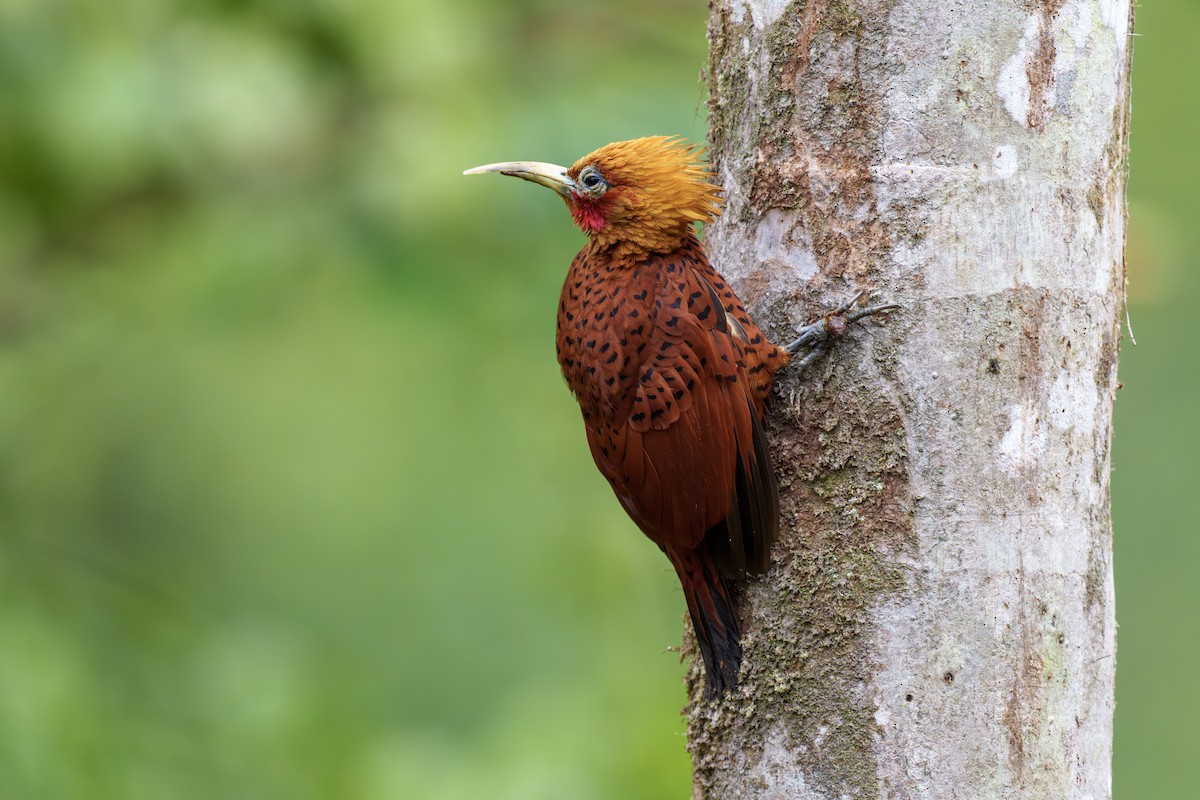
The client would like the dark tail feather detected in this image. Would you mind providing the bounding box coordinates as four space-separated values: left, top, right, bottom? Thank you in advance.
673 551 742 698
702 396 779 579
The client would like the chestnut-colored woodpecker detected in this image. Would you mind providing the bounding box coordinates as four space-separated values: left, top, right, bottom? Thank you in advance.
466 136 895 696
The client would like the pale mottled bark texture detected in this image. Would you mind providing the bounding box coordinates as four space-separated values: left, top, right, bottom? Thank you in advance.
687 1 1131 797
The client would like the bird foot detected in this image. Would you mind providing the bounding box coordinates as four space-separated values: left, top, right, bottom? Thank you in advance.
784 290 899 371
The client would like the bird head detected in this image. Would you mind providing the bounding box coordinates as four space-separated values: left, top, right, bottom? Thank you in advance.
465 136 722 253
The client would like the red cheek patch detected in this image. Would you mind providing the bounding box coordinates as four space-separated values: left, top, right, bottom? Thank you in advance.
571 197 608 233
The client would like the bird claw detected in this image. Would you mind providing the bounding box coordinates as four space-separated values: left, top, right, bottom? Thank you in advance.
783 290 899 369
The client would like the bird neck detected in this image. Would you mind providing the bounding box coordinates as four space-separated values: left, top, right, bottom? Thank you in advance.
590 226 703 260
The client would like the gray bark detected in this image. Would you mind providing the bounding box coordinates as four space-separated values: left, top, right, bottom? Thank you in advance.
688 1 1131 797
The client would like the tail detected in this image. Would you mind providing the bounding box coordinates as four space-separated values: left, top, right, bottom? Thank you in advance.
671 549 743 698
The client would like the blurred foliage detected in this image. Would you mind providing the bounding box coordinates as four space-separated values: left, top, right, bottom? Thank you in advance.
0 0 1192 797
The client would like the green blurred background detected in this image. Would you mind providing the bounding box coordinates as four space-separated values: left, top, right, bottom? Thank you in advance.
0 1 1191 797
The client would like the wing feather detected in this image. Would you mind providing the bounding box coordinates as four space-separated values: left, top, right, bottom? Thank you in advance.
587 262 778 573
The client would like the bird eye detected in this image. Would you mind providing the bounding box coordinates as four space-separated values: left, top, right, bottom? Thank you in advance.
579 167 605 192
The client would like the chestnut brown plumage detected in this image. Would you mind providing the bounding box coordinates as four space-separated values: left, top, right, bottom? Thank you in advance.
466 137 812 696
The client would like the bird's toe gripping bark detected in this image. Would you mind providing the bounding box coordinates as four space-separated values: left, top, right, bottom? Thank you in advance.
784 290 899 370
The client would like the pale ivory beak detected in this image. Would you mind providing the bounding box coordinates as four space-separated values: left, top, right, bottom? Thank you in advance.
463 161 575 197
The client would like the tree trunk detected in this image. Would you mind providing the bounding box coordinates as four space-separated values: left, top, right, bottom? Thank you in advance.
688 1 1131 797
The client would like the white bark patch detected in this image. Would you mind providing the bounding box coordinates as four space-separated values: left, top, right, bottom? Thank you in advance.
998 401 1046 477
739 0 791 29
992 145 1018 179
1099 0 1129 54
1047 368 1098 439
1046 0 1097 116
1069 1 1093 49
755 209 818 280
996 14 1044 128
750 726 833 799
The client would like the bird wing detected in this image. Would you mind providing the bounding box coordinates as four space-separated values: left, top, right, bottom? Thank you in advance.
586 260 778 576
